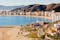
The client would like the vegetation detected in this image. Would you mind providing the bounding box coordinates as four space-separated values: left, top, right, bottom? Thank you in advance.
23 22 60 40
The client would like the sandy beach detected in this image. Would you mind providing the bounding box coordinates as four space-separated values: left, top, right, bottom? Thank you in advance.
0 15 52 20
0 26 36 40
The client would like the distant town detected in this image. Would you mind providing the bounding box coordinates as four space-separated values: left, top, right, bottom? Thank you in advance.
0 10 60 22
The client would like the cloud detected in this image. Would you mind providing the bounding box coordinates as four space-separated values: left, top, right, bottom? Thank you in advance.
0 0 60 6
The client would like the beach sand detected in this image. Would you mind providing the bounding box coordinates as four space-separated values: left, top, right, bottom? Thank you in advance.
0 15 52 20
0 26 34 40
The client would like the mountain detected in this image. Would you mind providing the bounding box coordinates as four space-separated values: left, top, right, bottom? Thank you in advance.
11 4 46 12
46 3 60 12
0 5 25 10
11 3 60 12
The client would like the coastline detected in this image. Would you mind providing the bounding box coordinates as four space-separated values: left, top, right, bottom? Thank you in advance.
0 15 52 27
0 15 56 40
0 15 52 20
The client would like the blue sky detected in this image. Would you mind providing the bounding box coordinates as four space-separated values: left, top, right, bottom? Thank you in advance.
0 0 60 6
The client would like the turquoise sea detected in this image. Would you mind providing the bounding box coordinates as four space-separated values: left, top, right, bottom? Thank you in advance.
0 16 52 26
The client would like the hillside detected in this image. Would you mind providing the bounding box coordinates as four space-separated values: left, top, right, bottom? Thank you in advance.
11 3 60 12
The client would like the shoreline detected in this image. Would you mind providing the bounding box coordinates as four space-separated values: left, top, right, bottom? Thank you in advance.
0 15 52 20
0 15 52 27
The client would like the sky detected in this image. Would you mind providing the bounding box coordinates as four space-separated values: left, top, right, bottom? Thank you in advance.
0 0 60 6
